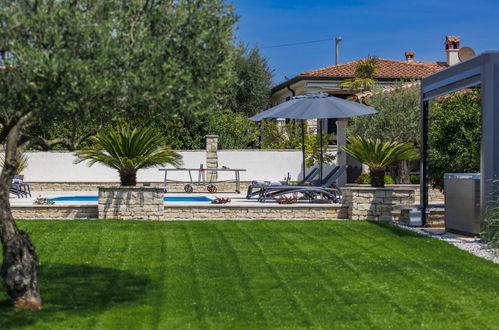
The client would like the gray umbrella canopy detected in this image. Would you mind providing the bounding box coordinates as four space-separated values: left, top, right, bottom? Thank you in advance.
249 93 377 121
249 93 378 183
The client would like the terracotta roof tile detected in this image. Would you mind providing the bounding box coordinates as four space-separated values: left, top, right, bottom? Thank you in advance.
299 58 447 79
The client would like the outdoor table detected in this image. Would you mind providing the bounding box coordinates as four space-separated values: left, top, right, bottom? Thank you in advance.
158 167 246 193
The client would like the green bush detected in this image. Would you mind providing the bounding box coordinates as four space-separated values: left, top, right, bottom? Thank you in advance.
410 175 420 184
355 173 394 185
429 90 481 191
482 181 499 248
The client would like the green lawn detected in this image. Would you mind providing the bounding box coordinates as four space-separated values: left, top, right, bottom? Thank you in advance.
1 220 498 329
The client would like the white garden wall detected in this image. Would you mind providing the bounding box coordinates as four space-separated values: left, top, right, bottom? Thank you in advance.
21 150 337 183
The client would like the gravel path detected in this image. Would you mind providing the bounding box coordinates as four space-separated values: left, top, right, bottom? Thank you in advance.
395 223 499 264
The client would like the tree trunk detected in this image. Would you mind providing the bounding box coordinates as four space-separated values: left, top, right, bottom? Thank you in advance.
0 121 42 310
389 161 411 184
119 170 137 186
370 168 385 188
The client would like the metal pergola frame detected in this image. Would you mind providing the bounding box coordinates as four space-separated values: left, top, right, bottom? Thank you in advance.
420 51 499 226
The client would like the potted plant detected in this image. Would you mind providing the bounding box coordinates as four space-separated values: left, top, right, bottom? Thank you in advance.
75 125 182 186
342 136 418 188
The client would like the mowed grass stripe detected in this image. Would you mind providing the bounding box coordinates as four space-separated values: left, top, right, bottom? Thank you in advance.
148 223 167 330
182 222 212 329
265 222 376 328
206 223 267 326
211 222 299 327
314 221 497 328
287 222 400 325
147 223 196 328
289 222 410 325
36 221 84 263
185 222 264 327
95 222 161 330
209 223 268 324
347 222 497 327
234 222 319 329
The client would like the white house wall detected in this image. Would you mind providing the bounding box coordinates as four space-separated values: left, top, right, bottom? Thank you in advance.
20 150 335 183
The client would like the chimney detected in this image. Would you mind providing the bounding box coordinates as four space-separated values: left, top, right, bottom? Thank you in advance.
445 36 460 66
405 51 415 63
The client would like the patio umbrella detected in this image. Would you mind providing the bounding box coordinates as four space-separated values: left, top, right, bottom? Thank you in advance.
250 93 378 182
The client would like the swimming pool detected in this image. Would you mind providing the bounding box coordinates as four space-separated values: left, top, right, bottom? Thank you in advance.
48 196 213 202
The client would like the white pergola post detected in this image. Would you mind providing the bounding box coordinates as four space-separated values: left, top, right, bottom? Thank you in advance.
336 119 348 187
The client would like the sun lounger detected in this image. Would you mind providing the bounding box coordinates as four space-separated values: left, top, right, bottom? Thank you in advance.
258 165 348 203
246 166 321 199
10 175 31 198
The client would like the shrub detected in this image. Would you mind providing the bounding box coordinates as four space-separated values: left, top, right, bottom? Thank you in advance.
429 90 481 191
355 173 394 184
482 181 499 248
357 174 394 185
410 175 420 184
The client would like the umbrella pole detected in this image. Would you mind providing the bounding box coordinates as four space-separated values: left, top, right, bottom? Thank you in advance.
301 120 306 182
319 119 323 183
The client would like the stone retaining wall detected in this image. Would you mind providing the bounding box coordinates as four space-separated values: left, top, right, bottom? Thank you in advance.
98 187 164 220
11 203 347 220
346 184 444 204
400 208 445 227
12 205 97 219
164 204 348 220
342 187 416 221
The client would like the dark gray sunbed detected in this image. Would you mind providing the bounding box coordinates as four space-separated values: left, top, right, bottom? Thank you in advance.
246 166 321 199
10 175 31 198
258 165 348 203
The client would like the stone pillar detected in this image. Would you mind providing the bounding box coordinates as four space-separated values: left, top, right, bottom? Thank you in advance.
98 187 164 220
206 135 218 182
342 187 415 221
336 119 348 187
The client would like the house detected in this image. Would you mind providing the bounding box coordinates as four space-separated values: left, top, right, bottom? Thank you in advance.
270 35 462 106
269 36 464 184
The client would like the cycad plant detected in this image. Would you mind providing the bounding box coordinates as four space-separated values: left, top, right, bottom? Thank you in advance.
75 126 183 186
342 136 419 187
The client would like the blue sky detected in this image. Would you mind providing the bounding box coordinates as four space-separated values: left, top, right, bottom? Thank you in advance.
232 0 499 85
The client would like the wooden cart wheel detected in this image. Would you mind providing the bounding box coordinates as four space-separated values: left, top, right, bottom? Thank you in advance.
184 184 193 193
207 184 217 193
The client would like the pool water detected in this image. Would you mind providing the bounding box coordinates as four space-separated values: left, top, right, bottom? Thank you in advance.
48 196 213 202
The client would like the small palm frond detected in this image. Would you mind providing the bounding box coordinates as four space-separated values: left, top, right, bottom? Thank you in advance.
0 152 29 174
342 136 418 169
74 125 183 172
355 56 378 79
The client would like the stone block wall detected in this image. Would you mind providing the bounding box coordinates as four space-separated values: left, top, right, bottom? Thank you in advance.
400 208 445 227
98 187 164 220
164 204 348 220
342 187 416 221
12 205 98 219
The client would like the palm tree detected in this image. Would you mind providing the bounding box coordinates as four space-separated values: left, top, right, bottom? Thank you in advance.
75 126 183 186
342 136 418 187
340 56 378 91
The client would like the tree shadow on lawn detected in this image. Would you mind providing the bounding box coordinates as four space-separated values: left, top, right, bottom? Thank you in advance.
366 221 427 238
0 263 151 328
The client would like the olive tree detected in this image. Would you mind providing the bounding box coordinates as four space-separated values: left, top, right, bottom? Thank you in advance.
0 0 237 310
